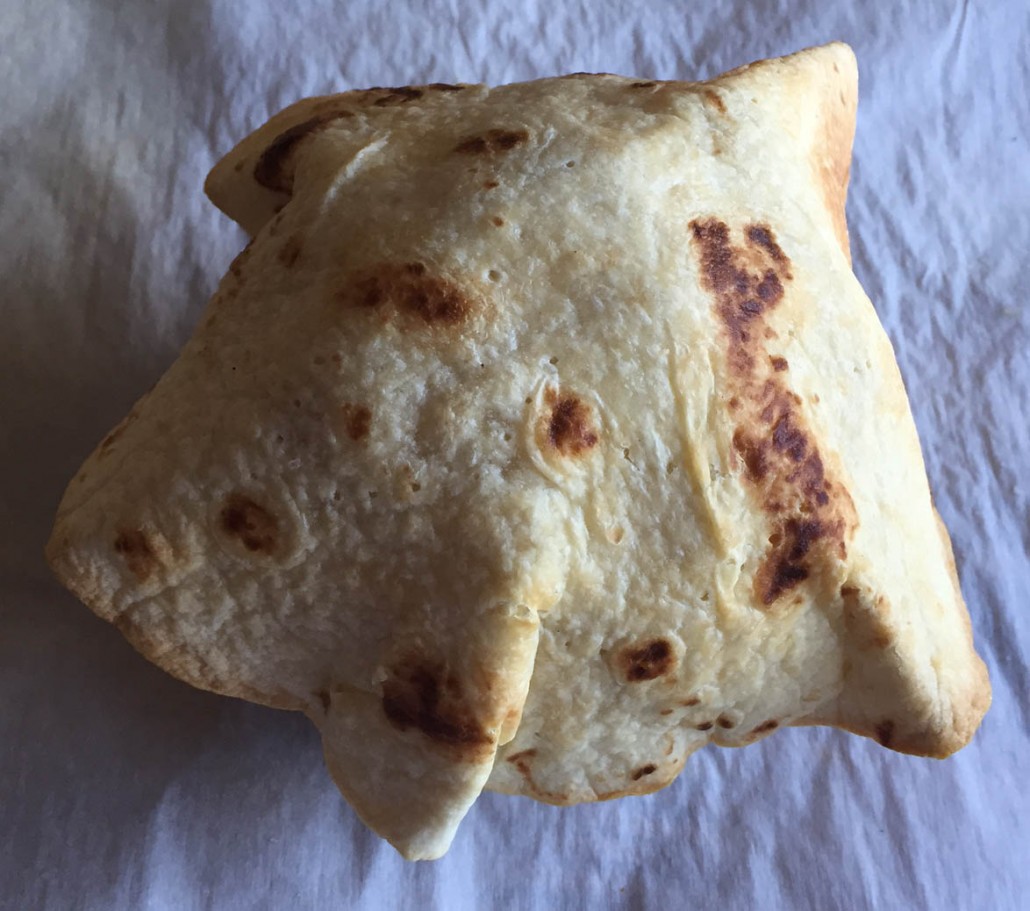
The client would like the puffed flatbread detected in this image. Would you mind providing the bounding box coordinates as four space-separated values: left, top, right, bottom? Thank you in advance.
47 42 989 860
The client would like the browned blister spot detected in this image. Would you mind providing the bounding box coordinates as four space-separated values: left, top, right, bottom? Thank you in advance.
427 82 465 92
253 110 352 194
114 528 157 581
755 517 842 605
453 129 529 155
219 493 279 555
745 224 790 266
688 218 854 607
631 764 658 780
278 233 303 268
703 89 727 113
618 638 675 682
875 720 895 747
483 179 499 190
491 216 505 227
751 719 780 735
345 262 476 328
733 428 768 482
544 391 599 457
340 403 372 441
317 689 331 710
382 661 493 761
504 749 571 803
681 696 701 707
696 721 714 731
631 81 657 89
367 85 424 106
507 748 537 766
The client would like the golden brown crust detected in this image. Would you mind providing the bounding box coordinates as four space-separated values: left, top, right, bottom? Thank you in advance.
930 508 993 752
812 57 857 263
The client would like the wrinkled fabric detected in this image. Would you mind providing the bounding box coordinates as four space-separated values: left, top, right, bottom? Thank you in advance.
0 1 1026 909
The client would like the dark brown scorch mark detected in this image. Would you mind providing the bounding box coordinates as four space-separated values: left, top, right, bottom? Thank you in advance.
254 110 354 194
703 89 726 113
382 661 492 760
507 748 537 771
754 518 834 606
543 389 599 457
340 403 372 441
219 493 279 555
631 81 658 89
347 262 476 327
744 224 789 264
453 129 529 155
356 85 424 106
618 638 675 682
505 748 571 803
427 82 466 92
875 720 895 748
688 218 854 607
631 764 658 780
114 528 157 581
751 719 779 735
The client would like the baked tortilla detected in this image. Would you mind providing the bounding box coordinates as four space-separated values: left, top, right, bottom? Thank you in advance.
46 42 990 860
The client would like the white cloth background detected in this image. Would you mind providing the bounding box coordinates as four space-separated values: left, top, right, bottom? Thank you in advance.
1 1 1027 908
